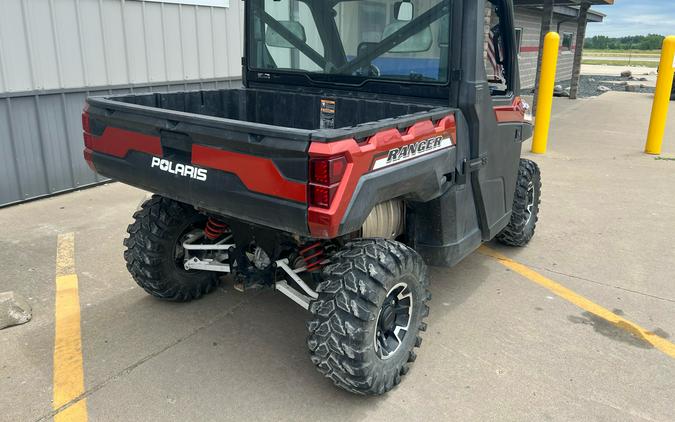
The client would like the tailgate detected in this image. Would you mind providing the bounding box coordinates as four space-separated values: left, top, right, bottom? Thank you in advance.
83 97 312 235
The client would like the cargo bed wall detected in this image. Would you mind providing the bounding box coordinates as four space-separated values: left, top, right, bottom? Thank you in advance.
114 88 439 131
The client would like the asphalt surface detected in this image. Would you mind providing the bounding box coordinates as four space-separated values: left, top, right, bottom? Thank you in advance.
1 91 674 421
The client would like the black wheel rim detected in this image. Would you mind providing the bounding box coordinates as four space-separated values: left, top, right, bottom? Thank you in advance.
525 181 535 225
374 282 413 360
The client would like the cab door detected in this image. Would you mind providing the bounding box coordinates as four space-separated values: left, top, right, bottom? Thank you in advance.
457 0 529 240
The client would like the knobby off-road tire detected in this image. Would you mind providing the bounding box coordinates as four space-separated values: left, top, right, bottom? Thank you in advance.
124 195 219 301
307 239 430 395
496 159 541 247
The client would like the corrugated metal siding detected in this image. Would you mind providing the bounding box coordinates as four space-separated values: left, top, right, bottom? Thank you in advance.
0 80 241 207
0 0 244 207
0 0 243 94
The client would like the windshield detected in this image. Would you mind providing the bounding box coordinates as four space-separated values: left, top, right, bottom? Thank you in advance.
248 0 451 84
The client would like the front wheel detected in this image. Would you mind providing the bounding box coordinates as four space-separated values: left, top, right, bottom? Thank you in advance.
496 159 542 247
307 239 430 395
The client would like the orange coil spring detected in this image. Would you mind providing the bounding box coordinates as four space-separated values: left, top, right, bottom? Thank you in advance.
299 242 326 272
204 217 228 240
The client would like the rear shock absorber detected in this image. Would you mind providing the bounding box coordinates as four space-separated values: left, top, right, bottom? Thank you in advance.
204 217 229 240
299 242 326 272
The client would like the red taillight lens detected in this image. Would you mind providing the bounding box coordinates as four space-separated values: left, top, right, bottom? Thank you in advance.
310 156 347 186
82 111 91 133
309 185 338 208
83 148 96 172
309 156 347 209
83 133 94 148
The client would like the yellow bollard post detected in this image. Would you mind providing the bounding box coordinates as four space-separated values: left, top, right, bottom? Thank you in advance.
531 32 560 154
645 36 675 155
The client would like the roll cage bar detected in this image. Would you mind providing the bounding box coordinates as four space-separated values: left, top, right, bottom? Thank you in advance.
251 2 328 69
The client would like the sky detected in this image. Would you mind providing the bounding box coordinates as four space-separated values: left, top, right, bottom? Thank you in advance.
585 0 675 37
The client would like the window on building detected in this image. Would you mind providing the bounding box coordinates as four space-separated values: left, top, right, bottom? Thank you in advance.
562 32 574 51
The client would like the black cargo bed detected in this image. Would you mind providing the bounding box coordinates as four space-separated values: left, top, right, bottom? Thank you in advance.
84 86 455 235
88 87 451 142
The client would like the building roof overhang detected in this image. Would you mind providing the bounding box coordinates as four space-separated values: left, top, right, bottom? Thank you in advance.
514 1 611 23
514 0 613 5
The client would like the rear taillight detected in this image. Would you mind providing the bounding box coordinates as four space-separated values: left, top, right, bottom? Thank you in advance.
82 110 93 148
309 156 347 209
82 110 91 133
309 185 337 208
83 148 96 172
310 156 346 186
83 133 93 148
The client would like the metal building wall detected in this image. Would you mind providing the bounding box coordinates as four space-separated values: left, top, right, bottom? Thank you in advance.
0 0 244 207
514 8 544 90
514 8 579 90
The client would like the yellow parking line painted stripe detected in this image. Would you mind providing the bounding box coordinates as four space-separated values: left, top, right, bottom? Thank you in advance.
478 245 675 359
55 233 75 277
53 233 87 422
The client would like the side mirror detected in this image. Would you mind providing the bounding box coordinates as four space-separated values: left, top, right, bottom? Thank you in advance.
394 2 414 21
265 21 306 49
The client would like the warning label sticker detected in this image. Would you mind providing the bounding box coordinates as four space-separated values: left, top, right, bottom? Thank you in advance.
320 98 336 129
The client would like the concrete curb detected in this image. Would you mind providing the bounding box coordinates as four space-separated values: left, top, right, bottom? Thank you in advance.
0 291 32 329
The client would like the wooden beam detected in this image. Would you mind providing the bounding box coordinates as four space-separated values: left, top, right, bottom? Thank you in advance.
569 2 590 99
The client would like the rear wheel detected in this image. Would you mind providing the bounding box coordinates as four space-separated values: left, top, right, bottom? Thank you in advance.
307 239 430 395
496 159 541 246
123 195 220 301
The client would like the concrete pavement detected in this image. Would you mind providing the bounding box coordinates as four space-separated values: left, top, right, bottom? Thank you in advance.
0 91 674 421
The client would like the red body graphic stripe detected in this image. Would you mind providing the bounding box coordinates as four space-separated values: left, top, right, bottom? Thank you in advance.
83 126 163 158
307 115 457 238
192 145 307 203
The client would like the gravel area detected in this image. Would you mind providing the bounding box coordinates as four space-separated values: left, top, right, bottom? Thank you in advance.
566 75 656 98
525 74 657 98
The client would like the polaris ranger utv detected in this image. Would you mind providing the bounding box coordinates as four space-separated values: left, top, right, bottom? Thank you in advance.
82 0 540 395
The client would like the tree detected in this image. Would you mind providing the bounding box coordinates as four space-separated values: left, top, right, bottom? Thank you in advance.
584 34 665 50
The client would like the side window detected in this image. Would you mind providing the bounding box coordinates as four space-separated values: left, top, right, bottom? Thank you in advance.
377 0 444 80
263 0 324 71
484 0 512 96
514 27 523 55
334 0 449 82
562 32 574 51
333 0 387 57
